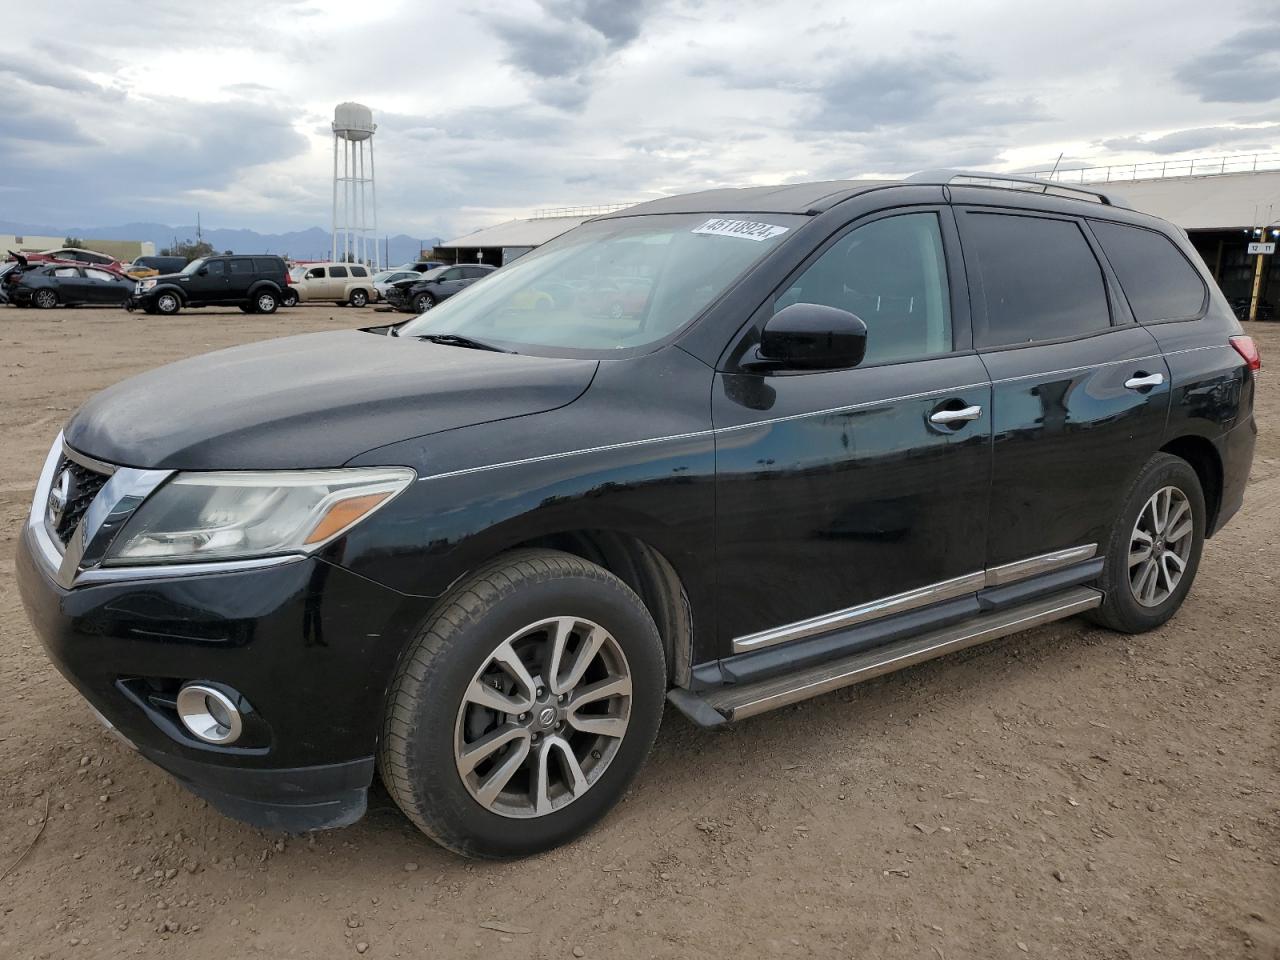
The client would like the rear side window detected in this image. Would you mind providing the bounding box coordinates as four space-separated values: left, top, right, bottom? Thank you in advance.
350 266 368 277
1090 220 1207 322
963 213 1110 347
775 212 952 365
253 258 281 274
330 266 349 278
227 260 252 275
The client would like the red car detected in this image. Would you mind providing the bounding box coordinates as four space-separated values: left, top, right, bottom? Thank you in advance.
13 247 131 279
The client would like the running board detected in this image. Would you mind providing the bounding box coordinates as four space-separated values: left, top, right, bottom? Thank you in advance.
670 586 1102 726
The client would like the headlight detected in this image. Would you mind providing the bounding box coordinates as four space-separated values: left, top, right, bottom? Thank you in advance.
140 278 157 291
105 467 414 564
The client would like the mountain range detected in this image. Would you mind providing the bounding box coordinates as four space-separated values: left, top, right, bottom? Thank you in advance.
0 218 442 264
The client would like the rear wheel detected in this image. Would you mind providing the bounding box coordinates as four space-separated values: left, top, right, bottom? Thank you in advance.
254 291 279 314
379 549 666 859
1092 453 1205 633
348 288 369 307
33 289 58 309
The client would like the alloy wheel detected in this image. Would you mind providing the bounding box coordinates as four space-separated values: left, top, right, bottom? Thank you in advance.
34 290 57 309
257 294 277 312
1128 485 1193 607
453 617 632 819
157 293 178 313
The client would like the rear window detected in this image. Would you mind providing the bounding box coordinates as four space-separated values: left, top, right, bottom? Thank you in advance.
330 266 349 278
1090 220 1207 323
962 212 1110 347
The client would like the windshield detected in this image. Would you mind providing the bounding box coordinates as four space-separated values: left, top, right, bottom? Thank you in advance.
290 266 307 281
181 258 206 275
397 212 801 353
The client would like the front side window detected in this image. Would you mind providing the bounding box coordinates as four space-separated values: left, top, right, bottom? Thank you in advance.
330 266 349 278
305 267 324 280
775 212 953 365
1090 220 1207 323
963 213 1110 347
397 212 800 354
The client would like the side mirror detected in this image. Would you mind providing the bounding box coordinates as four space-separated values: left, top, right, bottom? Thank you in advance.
747 302 868 371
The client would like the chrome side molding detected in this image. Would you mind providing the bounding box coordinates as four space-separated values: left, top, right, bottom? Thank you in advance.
706 587 1102 722
731 544 1098 654
732 570 987 654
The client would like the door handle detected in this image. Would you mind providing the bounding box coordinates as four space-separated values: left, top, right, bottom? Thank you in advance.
1124 372 1164 390
929 404 983 425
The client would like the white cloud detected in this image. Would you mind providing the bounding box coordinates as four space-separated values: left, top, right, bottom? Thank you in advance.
0 0 1277 239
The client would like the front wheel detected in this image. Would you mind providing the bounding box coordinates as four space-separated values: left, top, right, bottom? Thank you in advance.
414 292 435 314
379 549 666 859
1091 453 1205 634
154 291 181 315
282 290 298 307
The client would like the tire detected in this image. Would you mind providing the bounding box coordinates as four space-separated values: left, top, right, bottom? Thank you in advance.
33 289 58 309
379 549 666 859
348 288 369 307
414 292 435 314
239 304 255 313
253 291 279 315
282 290 298 307
154 291 181 315
1091 453 1206 634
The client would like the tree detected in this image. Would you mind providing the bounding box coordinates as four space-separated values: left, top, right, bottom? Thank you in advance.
159 239 215 260
64 236 86 249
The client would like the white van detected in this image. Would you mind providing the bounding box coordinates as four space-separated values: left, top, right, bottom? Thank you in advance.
288 263 377 307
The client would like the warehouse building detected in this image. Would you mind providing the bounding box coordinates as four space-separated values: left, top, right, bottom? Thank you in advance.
432 205 633 266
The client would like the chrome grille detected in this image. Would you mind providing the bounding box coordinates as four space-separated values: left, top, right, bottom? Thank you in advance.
49 455 111 545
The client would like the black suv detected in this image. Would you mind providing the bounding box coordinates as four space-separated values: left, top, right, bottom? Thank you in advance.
128 255 290 315
386 263 495 313
16 172 1258 859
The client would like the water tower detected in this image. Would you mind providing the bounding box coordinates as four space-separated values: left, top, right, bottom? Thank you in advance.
331 102 378 268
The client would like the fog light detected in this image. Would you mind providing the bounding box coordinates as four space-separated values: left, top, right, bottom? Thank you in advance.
175 683 243 745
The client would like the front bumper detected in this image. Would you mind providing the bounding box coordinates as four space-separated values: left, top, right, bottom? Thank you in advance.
15 440 432 831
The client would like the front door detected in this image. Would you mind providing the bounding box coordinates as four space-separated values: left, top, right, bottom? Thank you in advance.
713 208 992 653
186 259 226 302
954 207 1172 567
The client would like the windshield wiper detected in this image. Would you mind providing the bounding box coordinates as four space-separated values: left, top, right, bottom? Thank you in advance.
415 333 514 354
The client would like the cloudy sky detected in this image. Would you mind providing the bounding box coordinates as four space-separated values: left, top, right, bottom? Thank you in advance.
2 0 1278 239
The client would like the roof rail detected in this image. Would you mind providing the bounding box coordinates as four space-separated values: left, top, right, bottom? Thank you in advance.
907 169 1132 209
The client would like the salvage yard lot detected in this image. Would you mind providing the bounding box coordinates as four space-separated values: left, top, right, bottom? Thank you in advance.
0 305 1276 959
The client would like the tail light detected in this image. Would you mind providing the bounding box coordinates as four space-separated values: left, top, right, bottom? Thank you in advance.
283 270 292 285
1230 335 1261 372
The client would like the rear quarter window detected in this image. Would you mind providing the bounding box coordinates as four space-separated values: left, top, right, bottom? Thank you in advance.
1090 220 1207 322
350 266 368 277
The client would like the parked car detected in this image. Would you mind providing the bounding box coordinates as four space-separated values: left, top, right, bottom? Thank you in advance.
373 270 421 300
7 262 132 308
289 262 377 306
0 259 21 304
386 263 495 313
125 255 189 279
1228 296 1276 322
15 172 1257 860
127 255 290 315
390 260 446 273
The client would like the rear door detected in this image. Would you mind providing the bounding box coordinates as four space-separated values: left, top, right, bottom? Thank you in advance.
225 258 255 300
328 265 349 298
955 207 1171 569
713 207 993 652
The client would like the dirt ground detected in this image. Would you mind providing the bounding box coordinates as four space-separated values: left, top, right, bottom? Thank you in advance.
0 304 1276 960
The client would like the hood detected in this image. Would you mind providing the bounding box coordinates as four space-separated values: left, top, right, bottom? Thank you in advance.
64 329 597 470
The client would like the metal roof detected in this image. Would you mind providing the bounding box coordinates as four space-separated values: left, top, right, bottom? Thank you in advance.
439 215 589 249
1067 170 1280 230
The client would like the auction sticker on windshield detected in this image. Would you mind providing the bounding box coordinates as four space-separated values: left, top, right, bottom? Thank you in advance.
692 218 790 242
